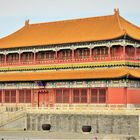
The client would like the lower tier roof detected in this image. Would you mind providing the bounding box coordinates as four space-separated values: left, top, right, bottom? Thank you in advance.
0 67 140 82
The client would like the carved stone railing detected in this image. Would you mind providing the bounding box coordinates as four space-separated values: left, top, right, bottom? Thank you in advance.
25 104 140 115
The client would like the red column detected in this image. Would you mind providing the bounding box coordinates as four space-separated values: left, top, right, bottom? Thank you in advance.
72 49 75 62
106 88 108 105
124 87 127 106
1 90 4 106
97 89 99 103
108 47 111 60
34 52 36 64
16 89 19 105
54 89 56 104
18 53 21 65
55 51 58 63
69 88 72 104
87 88 90 104
31 89 34 107
123 45 126 59
90 48 92 61
4 54 7 65
33 90 39 107
50 89 55 106
134 47 137 60
55 51 58 58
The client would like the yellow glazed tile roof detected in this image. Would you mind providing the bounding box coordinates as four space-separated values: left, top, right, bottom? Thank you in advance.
0 9 140 49
0 67 139 82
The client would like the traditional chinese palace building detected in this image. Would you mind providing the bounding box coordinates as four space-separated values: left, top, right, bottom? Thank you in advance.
0 9 140 108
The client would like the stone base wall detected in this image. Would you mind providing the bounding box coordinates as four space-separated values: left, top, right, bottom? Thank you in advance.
27 114 139 135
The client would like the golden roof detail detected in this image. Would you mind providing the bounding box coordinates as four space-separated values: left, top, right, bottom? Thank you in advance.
0 9 140 49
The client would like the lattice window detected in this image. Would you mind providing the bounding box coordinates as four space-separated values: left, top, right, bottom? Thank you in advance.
91 88 106 103
73 89 87 103
56 89 63 103
25 90 31 103
63 89 69 103
56 89 69 103
91 89 98 103
11 90 16 103
5 90 10 103
19 90 24 103
99 89 106 103
81 89 87 103
19 89 31 103
73 89 80 103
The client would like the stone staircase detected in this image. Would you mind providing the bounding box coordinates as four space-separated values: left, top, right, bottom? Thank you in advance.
0 106 26 127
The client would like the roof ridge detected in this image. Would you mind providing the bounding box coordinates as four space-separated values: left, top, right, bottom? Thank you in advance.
114 8 126 35
119 15 140 40
30 14 114 26
120 15 140 31
0 26 25 40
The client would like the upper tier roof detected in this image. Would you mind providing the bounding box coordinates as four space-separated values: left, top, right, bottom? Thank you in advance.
0 9 140 49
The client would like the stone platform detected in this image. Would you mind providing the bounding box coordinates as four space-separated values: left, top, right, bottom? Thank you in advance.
0 131 139 140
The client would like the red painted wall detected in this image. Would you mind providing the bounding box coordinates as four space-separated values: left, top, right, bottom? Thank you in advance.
107 88 126 104
127 88 140 104
34 87 140 106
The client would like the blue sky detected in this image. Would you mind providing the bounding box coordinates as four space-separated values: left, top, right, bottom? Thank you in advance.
0 0 140 38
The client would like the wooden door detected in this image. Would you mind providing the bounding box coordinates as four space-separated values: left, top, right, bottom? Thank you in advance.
38 91 49 107
38 89 54 107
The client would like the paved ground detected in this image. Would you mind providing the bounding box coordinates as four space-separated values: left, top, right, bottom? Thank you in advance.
0 131 139 140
